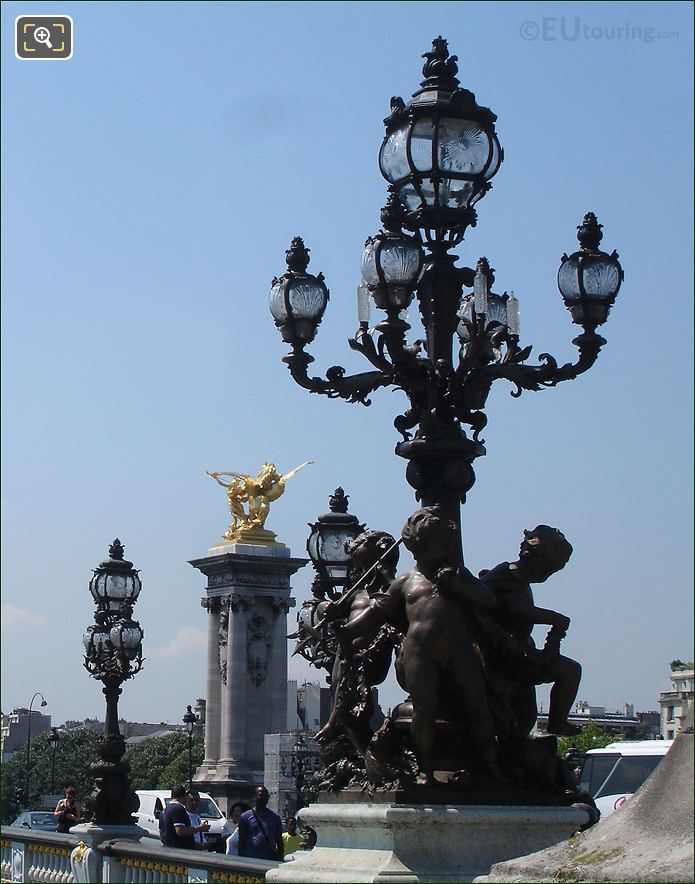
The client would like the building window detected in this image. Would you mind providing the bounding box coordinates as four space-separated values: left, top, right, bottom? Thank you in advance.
667 706 675 721
667 730 674 739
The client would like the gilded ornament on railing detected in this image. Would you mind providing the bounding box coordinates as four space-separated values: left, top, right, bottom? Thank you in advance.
211 872 265 884
29 843 71 857
121 856 187 875
206 461 312 546
73 842 89 864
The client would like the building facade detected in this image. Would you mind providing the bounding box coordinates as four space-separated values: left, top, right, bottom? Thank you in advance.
1 708 51 761
660 660 694 739
535 700 660 739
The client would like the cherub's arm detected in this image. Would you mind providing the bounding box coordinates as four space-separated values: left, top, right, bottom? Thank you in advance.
340 576 405 639
505 597 570 631
320 589 357 623
438 566 496 609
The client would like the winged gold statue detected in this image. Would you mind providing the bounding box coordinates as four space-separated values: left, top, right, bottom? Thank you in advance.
207 461 313 545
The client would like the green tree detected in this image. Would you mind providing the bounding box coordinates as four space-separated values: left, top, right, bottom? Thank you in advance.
1 730 205 825
1 728 102 824
557 720 616 757
125 732 204 790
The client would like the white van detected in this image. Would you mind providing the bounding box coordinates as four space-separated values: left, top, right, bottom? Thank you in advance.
134 790 231 850
578 739 672 818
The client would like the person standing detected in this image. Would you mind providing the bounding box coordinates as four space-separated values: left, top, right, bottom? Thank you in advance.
237 786 283 860
185 790 205 849
159 784 209 849
225 801 250 856
54 786 81 833
281 816 303 857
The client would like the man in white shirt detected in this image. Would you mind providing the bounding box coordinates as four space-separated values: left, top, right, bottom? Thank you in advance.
185 790 206 849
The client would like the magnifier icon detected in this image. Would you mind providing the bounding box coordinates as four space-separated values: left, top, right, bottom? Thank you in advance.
34 26 53 49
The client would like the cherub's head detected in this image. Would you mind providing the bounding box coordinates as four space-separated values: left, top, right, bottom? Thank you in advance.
401 505 457 565
346 530 399 580
519 525 573 582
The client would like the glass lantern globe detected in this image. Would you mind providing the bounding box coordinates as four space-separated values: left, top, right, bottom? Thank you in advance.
83 625 110 657
379 37 502 242
558 213 623 328
270 237 330 346
110 619 143 660
307 488 365 593
360 195 424 312
89 539 141 614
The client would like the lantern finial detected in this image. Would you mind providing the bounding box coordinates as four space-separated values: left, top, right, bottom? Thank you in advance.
380 192 407 234
285 236 311 273
577 212 603 250
329 488 349 513
421 37 460 91
109 539 125 560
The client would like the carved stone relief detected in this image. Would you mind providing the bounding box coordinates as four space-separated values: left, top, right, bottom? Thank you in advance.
207 571 288 589
246 612 272 687
218 607 229 686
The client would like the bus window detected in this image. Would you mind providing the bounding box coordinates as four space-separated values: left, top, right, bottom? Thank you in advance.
595 756 662 798
579 754 620 796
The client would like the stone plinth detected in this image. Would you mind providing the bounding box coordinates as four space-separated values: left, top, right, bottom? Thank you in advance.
266 803 588 884
69 824 147 883
190 541 308 814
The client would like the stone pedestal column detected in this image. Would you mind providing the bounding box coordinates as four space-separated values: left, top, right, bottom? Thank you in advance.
189 542 307 815
219 591 253 764
200 597 222 772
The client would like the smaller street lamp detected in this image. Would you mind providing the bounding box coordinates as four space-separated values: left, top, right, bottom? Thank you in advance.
307 488 365 597
361 194 425 316
183 705 197 788
25 692 47 807
558 212 623 328
48 727 60 795
270 237 330 348
379 35 502 245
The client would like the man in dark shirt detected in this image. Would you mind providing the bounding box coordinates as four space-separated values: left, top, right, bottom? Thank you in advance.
159 784 210 849
238 785 283 860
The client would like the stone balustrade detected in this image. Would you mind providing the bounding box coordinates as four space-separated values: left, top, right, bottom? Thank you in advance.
0 828 278 884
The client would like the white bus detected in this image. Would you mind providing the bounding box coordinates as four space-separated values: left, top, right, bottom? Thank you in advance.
578 739 673 818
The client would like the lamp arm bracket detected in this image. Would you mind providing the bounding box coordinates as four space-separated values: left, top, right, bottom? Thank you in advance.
465 330 606 403
283 349 391 406
348 327 394 373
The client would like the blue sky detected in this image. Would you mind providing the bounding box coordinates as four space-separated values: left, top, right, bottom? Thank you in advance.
2 1 693 728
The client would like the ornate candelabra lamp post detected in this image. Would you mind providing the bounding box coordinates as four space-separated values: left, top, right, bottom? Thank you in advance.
82 539 144 825
269 37 623 554
48 727 60 795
